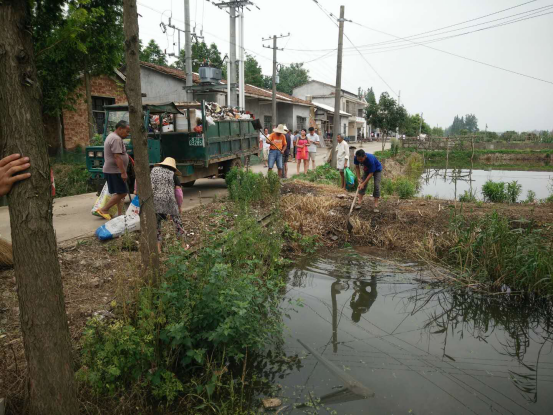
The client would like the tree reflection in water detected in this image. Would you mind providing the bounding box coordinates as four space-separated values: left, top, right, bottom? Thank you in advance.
407 287 553 403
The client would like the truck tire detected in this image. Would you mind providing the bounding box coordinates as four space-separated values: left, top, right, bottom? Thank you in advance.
182 180 196 187
221 158 242 179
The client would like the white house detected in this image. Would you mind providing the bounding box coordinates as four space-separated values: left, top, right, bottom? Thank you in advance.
292 80 367 140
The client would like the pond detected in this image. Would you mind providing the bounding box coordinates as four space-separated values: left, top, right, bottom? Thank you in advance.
418 169 552 201
273 249 553 414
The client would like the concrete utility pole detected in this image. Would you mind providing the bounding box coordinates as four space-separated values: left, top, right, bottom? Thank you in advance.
184 0 193 101
419 112 424 137
262 33 289 129
332 5 345 168
239 11 245 109
212 1 257 108
396 90 401 139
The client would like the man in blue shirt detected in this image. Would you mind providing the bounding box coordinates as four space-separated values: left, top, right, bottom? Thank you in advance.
353 149 383 212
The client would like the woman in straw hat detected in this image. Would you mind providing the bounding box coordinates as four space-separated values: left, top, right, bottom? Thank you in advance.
150 157 187 253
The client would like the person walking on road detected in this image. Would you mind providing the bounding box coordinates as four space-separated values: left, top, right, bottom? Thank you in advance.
260 128 270 167
354 149 383 213
295 129 309 175
283 127 292 179
307 127 320 170
96 120 130 220
150 157 186 253
267 124 287 178
335 134 349 190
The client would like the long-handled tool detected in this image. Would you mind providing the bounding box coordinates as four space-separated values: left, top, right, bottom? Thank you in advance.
250 119 284 154
347 186 360 233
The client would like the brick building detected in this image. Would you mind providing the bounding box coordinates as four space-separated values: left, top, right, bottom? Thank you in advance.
62 70 126 149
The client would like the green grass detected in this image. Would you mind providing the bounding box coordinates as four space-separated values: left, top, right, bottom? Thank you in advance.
52 164 92 198
292 164 341 186
446 211 553 296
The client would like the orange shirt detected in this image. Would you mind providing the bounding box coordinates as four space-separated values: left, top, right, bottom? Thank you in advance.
268 133 287 151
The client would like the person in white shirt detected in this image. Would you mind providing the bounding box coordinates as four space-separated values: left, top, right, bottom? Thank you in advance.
259 128 270 167
307 127 320 170
335 134 349 189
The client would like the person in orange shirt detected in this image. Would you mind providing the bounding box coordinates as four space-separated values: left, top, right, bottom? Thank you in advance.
267 124 287 178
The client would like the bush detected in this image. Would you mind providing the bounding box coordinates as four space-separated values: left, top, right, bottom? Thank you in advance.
52 164 91 197
524 190 536 204
481 180 522 203
78 211 288 405
225 167 280 205
459 190 477 203
390 137 400 157
447 211 553 295
293 164 340 186
91 133 103 146
395 177 416 199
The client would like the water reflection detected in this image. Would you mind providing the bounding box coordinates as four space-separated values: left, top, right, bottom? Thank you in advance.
277 251 553 414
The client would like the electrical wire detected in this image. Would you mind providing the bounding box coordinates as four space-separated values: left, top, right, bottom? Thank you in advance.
349 19 553 86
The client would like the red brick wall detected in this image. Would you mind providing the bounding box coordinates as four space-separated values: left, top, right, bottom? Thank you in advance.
62 75 126 149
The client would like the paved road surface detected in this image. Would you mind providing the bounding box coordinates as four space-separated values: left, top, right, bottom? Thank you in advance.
0 141 388 243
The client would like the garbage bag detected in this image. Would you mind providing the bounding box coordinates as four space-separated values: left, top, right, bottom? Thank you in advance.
95 214 140 241
91 182 118 218
125 195 140 216
344 167 355 189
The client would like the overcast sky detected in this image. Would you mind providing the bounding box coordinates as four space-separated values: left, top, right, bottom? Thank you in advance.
137 0 553 132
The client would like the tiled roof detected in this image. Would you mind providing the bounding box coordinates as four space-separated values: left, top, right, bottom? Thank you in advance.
139 61 201 83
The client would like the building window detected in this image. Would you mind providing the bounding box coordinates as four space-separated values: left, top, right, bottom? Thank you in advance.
343 123 347 135
263 115 272 132
92 96 116 135
296 116 306 131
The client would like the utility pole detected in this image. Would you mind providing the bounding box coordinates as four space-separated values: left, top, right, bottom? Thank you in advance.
238 10 245 109
262 33 289 129
184 0 193 101
396 90 401 139
332 5 345 168
212 1 257 108
419 112 424 137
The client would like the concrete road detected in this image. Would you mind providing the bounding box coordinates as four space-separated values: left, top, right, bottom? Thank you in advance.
0 141 388 243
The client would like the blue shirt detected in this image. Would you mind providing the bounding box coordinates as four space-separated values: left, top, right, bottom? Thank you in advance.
354 154 382 174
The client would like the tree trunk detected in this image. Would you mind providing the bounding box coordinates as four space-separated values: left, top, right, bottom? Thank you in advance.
123 0 160 280
84 57 95 142
0 2 79 414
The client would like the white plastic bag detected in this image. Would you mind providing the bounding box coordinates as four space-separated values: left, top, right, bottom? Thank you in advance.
95 214 141 241
91 182 118 218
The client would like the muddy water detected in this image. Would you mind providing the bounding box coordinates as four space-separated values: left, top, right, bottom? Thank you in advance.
276 249 553 414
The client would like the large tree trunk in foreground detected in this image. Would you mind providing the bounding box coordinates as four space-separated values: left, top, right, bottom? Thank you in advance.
123 0 160 280
0 2 79 414
84 58 95 142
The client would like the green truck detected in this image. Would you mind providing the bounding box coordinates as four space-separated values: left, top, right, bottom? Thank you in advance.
86 101 260 191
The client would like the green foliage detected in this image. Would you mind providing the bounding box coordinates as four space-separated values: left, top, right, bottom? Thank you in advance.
447 211 553 295
225 168 280 205
459 190 477 203
263 63 310 95
140 39 167 66
390 137 400 157
244 54 265 87
481 180 521 203
52 164 91 198
365 92 408 137
403 113 430 137
78 210 287 405
524 190 536 204
395 177 416 199
446 114 479 136
293 164 340 186
91 133 103 146
283 224 319 254
431 126 444 137
173 41 224 72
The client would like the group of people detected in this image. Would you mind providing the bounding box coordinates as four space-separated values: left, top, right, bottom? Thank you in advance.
259 125 321 178
95 120 186 253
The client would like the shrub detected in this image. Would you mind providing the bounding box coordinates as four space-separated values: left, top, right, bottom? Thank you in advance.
506 181 522 203
225 167 280 204
91 133 104 146
396 177 416 199
390 137 400 157
381 178 394 196
524 190 536 204
459 190 477 203
481 180 506 203
293 164 340 186
52 164 91 197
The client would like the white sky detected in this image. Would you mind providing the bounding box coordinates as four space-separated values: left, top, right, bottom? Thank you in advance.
137 0 553 132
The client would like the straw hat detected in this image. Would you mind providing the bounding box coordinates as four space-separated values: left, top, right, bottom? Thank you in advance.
273 124 287 134
283 125 290 132
155 157 181 175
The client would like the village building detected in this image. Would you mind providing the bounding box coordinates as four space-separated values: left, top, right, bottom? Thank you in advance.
292 80 367 140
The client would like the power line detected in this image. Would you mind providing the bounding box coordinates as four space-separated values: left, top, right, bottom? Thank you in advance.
349 19 553 86
286 0 546 52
